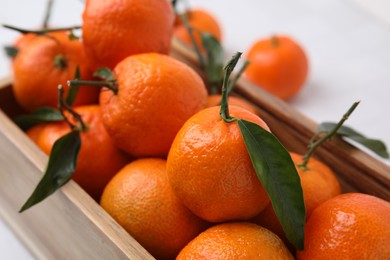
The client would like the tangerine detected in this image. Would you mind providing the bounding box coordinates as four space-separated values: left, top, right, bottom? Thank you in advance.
99 53 208 158
100 158 209 259
245 35 308 100
253 152 341 250
82 0 174 70
36 105 130 201
297 193 390 259
174 8 222 50
167 105 270 223
177 222 294 259
12 32 99 112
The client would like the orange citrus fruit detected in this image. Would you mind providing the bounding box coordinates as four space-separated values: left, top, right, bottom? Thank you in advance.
82 0 174 70
297 193 390 259
100 158 209 259
167 105 270 222
244 35 308 100
174 8 222 50
12 32 99 112
36 105 130 201
177 222 294 259
25 124 46 144
253 152 341 250
99 53 208 158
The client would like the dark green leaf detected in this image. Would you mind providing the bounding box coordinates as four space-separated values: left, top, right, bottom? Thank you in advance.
238 119 305 250
14 107 64 130
201 32 224 87
4 45 18 58
20 130 81 212
93 67 115 81
65 66 81 106
319 122 389 159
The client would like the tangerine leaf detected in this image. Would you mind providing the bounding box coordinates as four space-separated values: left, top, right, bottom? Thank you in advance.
14 107 64 130
201 32 224 86
65 66 81 106
93 67 115 81
238 119 305 250
319 122 389 159
20 130 81 212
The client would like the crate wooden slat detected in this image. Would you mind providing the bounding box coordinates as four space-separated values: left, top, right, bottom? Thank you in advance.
1 40 389 259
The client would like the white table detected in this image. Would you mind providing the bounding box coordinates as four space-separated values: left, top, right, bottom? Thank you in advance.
1 0 389 258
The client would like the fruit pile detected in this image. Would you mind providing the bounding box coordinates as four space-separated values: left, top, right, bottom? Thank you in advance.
5 0 390 259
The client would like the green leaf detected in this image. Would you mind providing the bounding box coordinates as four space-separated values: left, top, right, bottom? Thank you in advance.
238 119 305 250
4 45 18 58
14 107 64 130
65 66 81 106
319 122 389 159
93 67 115 81
20 130 81 212
201 32 224 87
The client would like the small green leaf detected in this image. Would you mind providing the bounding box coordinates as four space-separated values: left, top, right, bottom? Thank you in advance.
65 66 81 106
4 45 18 58
201 32 224 87
238 119 305 250
20 130 81 212
93 67 115 81
14 107 64 130
319 122 389 159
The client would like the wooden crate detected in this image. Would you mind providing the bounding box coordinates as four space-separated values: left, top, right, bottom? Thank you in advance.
1 40 389 259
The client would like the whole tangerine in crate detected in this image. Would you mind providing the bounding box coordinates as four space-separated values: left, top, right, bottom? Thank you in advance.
82 0 174 70
297 193 390 259
93 53 208 158
12 31 99 112
34 105 130 201
167 105 271 222
244 35 309 101
100 158 209 259
177 222 294 259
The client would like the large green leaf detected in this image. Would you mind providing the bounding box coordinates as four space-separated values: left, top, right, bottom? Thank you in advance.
319 122 389 159
238 119 305 250
20 130 81 212
14 107 64 130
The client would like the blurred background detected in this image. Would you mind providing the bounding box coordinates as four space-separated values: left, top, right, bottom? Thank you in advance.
1 0 390 258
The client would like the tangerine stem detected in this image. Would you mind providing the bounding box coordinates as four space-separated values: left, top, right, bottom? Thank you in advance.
298 101 361 170
54 54 67 69
67 79 118 94
57 85 87 132
227 60 250 96
220 52 242 123
2 24 81 35
271 35 280 47
42 0 54 29
179 14 206 69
